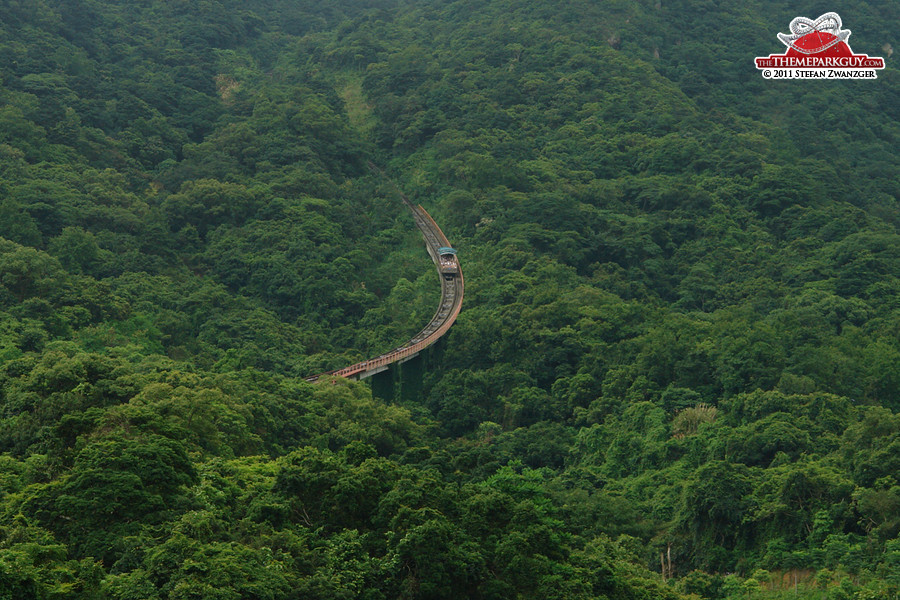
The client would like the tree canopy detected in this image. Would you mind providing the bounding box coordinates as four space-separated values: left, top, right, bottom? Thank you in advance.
0 0 898 598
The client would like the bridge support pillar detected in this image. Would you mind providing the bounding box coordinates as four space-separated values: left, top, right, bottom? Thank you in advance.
368 353 425 403
399 353 424 404
370 367 396 402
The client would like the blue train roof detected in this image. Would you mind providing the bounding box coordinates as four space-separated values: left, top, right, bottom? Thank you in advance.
438 247 457 255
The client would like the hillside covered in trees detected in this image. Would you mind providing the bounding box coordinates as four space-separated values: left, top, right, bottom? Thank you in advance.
1 0 899 598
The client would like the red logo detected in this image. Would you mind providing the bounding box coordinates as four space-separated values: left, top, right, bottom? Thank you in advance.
755 13 885 79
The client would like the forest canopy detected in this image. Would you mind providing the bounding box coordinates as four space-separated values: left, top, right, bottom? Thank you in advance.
0 0 898 598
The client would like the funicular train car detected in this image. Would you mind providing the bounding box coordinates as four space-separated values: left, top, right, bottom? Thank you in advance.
437 247 458 279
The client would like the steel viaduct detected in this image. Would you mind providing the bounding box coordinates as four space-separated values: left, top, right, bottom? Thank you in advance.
305 188 463 383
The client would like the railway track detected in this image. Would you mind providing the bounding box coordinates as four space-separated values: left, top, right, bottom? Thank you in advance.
305 184 463 383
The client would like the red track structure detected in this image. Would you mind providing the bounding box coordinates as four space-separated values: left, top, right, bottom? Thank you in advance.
305 199 463 383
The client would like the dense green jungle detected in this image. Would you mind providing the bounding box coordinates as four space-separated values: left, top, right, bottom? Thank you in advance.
0 0 899 598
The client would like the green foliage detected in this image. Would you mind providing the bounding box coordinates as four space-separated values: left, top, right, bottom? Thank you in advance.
0 0 898 597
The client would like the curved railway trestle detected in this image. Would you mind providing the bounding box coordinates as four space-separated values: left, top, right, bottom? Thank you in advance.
305 192 463 383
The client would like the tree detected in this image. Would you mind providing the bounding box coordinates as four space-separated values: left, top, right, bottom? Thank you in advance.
0 241 68 305
24 434 196 563
675 461 754 571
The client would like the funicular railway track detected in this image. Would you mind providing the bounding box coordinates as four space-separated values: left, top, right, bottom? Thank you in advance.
305 179 463 383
